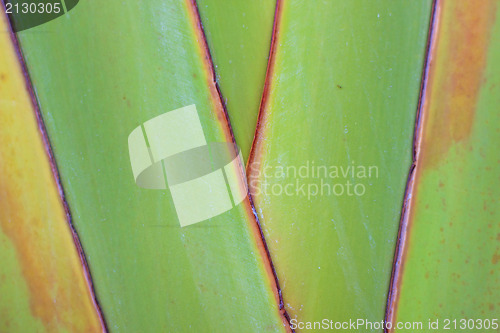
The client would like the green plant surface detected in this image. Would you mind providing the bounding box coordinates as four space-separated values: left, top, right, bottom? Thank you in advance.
391 0 500 330
13 0 287 331
196 0 276 160
247 0 432 329
0 13 102 332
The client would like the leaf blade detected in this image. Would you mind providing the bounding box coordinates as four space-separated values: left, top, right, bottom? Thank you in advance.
12 1 288 331
248 0 433 327
0 12 103 332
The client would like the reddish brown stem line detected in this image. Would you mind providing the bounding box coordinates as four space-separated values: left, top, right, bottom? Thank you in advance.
247 0 283 169
384 0 439 331
1 3 108 331
187 0 292 331
186 0 236 146
244 0 293 330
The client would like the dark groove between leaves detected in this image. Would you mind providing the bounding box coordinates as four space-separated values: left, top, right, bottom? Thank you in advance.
189 0 293 331
0 2 109 331
383 0 439 331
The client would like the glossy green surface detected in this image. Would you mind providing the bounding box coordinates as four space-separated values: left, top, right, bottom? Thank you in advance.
248 0 432 329
197 0 276 160
394 0 500 330
15 1 285 331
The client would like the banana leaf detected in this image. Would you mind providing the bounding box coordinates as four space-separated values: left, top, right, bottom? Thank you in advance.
3 1 287 331
196 0 276 159
389 0 500 330
1 0 499 332
0 12 102 332
247 0 433 328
